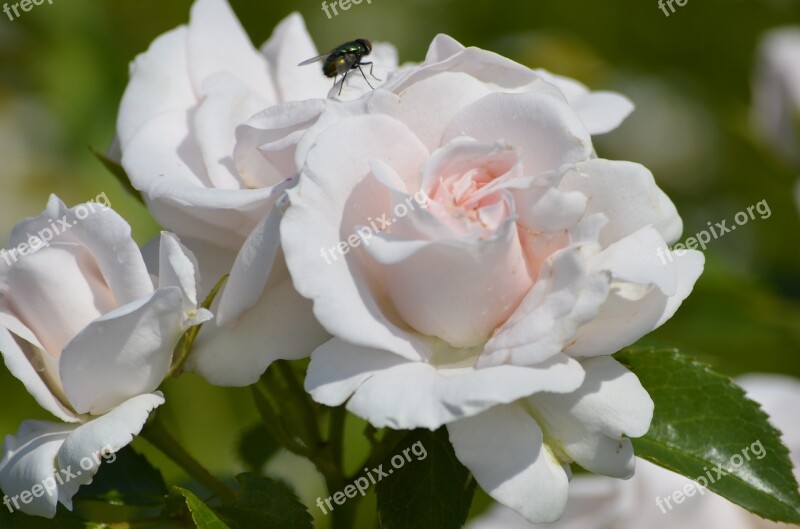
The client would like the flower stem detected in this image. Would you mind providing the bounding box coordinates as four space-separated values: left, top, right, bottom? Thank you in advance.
169 274 228 377
141 418 237 504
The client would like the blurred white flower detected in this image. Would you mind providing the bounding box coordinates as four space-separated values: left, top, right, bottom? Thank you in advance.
752 27 800 168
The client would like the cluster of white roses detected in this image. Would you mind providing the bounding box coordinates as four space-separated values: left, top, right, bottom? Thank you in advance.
0 0 705 522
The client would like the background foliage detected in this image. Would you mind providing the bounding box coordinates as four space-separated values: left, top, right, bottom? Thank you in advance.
1 0 799 526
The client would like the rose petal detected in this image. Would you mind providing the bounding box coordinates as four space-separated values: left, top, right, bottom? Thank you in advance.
481 249 611 367
193 72 270 189
367 72 492 152
9 196 153 307
566 249 704 357
56 392 165 508
260 13 331 101
2 244 115 358
365 218 532 348
60 288 185 415
187 279 329 386
282 114 431 361
0 421 75 518
0 326 76 425
306 339 585 430
442 92 592 176
587 226 678 296
559 159 683 246
157 233 211 330
122 113 275 247
448 403 571 523
529 357 653 478
216 205 283 326
187 0 276 102
534 70 634 135
234 99 327 185
116 26 195 149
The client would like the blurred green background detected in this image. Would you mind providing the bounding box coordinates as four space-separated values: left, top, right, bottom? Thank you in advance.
1 0 799 526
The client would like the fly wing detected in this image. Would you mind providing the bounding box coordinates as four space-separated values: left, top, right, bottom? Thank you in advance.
298 53 329 66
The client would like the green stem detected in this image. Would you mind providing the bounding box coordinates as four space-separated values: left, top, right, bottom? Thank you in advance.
169 274 228 377
325 472 358 529
328 406 347 470
253 363 368 529
276 361 323 448
141 419 237 504
250 385 341 477
325 407 359 529
364 428 406 472
251 385 313 457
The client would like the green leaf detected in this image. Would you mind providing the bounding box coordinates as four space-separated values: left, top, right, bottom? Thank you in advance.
88 147 145 206
616 348 800 523
375 428 476 529
217 474 312 529
164 487 230 529
237 424 280 473
73 446 167 506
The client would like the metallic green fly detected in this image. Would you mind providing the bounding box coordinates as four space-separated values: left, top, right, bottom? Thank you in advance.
298 39 381 96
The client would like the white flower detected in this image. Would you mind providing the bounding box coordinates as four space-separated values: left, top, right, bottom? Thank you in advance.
752 27 800 168
114 0 392 384
466 374 800 529
280 43 703 522
0 196 209 517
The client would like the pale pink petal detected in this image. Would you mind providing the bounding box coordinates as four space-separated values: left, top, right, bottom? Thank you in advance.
481 249 611 367
260 13 331 101
116 26 195 149
187 0 276 102
365 216 530 347
442 92 592 176
60 289 185 415
216 205 282 326
559 159 683 246
281 114 431 361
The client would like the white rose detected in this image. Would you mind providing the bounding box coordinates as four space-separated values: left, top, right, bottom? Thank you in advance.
117 0 394 384
0 196 209 517
466 374 800 529
280 54 703 521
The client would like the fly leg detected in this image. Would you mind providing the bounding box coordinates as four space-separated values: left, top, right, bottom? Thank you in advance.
357 65 376 90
